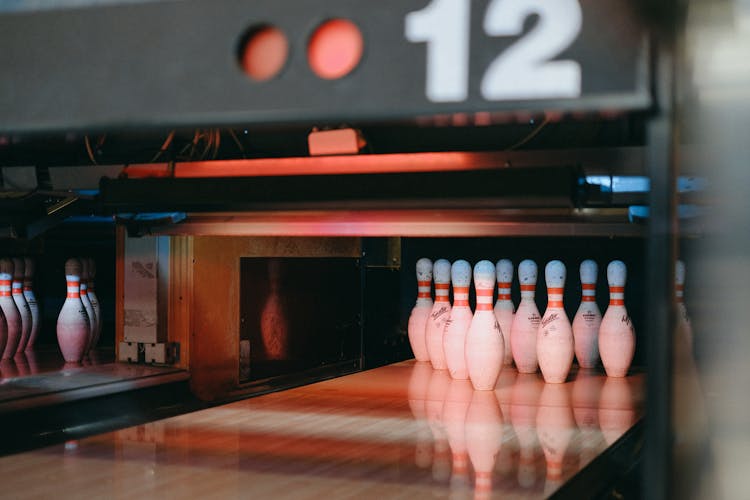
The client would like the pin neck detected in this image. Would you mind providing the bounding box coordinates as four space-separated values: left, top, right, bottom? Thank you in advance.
520 283 535 300
547 286 564 308
66 276 81 299
676 284 684 303
581 283 596 302
12 280 23 294
453 285 470 307
475 287 494 311
434 282 450 302
608 285 625 306
23 280 33 291
497 282 511 301
416 280 431 300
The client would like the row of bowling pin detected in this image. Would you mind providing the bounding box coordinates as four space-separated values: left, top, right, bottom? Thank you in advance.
0 257 40 360
408 258 636 388
57 257 102 363
408 362 638 496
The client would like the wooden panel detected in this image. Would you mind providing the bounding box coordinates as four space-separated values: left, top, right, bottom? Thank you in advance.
190 237 361 400
168 236 193 370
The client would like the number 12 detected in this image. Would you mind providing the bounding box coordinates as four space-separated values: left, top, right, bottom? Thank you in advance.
405 0 583 103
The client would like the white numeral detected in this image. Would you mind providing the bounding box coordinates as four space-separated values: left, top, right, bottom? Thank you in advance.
405 0 470 102
405 0 583 103
481 0 582 100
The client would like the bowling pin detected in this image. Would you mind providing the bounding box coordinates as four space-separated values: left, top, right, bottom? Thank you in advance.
407 258 433 362
466 260 504 391
0 291 6 360
676 259 693 350
510 260 541 373
23 257 41 350
599 260 635 378
572 260 602 368
79 259 96 354
443 260 472 380
537 261 574 384
86 258 102 350
0 258 22 359
426 259 451 370
57 258 90 363
12 258 32 354
494 259 515 366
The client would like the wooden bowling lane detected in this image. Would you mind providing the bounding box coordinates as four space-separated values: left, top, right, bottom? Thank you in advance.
0 361 644 499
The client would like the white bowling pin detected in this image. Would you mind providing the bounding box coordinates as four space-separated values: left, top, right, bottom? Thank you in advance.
408 258 433 362
57 258 90 363
0 258 22 360
23 257 40 350
426 259 451 370
79 259 96 354
466 261 504 391
86 258 102 350
12 258 32 354
443 260 473 380
676 260 693 350
537 260 574 384
0 288 6 359
510 260 541 373
599 261 635 377
494 259 515 366
572 260 602 368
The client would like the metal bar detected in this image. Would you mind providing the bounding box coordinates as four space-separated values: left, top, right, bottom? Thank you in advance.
136 210 644 238
643 49 677 500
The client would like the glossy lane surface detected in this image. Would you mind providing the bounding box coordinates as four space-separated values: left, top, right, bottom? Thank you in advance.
0 361 644 499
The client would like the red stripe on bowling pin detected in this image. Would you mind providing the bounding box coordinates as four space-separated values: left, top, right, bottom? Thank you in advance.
435 282 450 303
520 283 536 299
454 286 470 307
417 280 431 299
476 288 494 311
609 286 624 306
582 283 596 302
676 284 684 303
497 282 511 301
0 278 11 297
548 286 564 308
66 279 81 299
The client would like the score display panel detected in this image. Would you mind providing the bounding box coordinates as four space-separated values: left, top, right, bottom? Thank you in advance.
0 0 649 132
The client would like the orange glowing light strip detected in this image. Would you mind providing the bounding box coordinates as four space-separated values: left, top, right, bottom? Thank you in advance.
121 152 511 179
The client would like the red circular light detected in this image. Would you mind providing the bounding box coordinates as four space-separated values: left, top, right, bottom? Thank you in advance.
240 26 289 81
307 19 364 80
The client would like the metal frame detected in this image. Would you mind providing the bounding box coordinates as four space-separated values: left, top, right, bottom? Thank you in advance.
0 0 650 133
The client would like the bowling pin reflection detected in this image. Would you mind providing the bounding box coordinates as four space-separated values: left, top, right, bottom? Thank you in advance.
466 389 503 499
598 377 635 446
510 373 544 489
443 378 473 500
426 368 452 482
536 383 577 496
572 368 606 468
407 361 434 469
260 260 290 360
